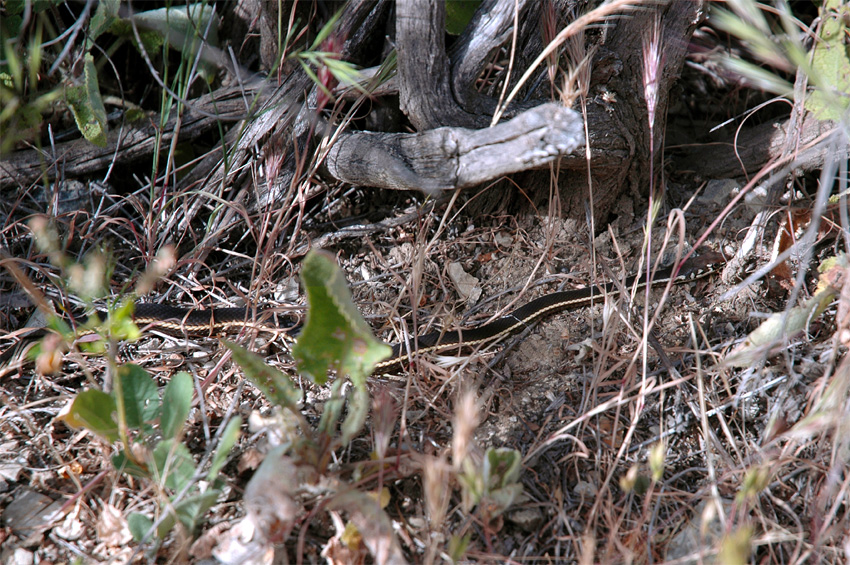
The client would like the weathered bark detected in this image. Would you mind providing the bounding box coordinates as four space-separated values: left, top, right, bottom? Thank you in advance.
535 0 705 221
394 0 704 222
178 0 393 235
0 83 268 190
0 0 707 233
323 103 584 194
449 0 533 116
675 113 839 179
396 0 480 129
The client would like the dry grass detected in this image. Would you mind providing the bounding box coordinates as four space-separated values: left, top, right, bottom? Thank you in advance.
3 167 845 562
2 1 850 564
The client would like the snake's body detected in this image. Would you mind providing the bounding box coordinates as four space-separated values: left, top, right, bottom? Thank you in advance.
3 253 721 374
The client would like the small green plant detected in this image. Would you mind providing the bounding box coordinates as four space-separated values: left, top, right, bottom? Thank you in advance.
228 251 524 560
62 367 240 541
28 231 526 558
220 251 403 557
286 9 368 112
26 216 237 543
712 0 850 120
0 2 63 153
1 0 223 152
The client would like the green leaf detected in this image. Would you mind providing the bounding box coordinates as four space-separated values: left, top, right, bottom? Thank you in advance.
111 299 142 341
152 438 197 491
153 509 177 539
131 3 220 81
46 315 74 339
318 379 346 438
172 490 221 533
292 250 391 384
88 0 120 46
446 1 480 35
805 2 850 121
132 3 220 48
449 533 472 562
127 512 154 542
340 384 369 446
65 53 108 147
484 447 522 490
109 19 164 55
117 364 159 430
161 372 193 439
224 341 302 409
207 416 241 481
459 447 524 517
60 389 119 442
112 450 151 479
480 447 523 517
73 299 142 354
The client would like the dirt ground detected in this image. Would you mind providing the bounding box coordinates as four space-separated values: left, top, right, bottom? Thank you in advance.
3 165 841 563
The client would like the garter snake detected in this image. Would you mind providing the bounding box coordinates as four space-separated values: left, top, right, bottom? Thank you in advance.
377 251 722 372
1 253 722 374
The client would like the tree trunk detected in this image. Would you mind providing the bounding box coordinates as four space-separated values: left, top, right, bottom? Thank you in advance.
0 0 708 246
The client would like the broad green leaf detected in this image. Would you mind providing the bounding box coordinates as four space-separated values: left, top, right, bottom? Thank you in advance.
224 341 302 409
66 54 108 147
805 0 850 121
60 389 118 442
487 482 523 516
4 0 63 16
458 446 523 516
74 300 142 355
112 299 142 341
2 0 62 37
152 438 197 491
131 3 220 80
108 19 163 55
161 372 192 439
484 447 522 490
117 364 159 430
127 512 154 542
154 510 176 539
207 416 241 481
132 3 220 47
46 315 74 339
292 250 391 385
480 447 523 517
